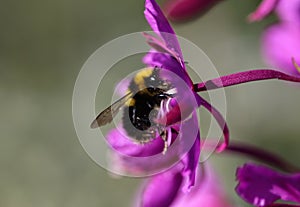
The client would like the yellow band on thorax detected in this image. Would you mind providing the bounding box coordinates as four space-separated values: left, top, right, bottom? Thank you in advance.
134 68 153 89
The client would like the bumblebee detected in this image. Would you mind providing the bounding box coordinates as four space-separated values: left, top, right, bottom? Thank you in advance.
91 67 176 152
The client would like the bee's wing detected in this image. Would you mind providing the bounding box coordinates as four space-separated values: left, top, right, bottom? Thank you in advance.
90 92 132 128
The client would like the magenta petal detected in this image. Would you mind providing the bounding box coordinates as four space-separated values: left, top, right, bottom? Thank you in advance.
140 164 184 207
157 111 201 192
236 163 300 206
164 0 222 22
138 164 236 207
106 126 176 175
172 164 235 207
143 52 193 86
276 0 300 26
262 24 300 76
181 131 200 191
144 0 184 61
176 111 201 192
143 33 183 65
171 112 201 191
106 113 199 176
139 164 235 207
248 0 278 22
107 126 165 157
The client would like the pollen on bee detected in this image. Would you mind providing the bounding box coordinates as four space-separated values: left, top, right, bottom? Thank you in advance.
134 67 153 89
125 98 136 106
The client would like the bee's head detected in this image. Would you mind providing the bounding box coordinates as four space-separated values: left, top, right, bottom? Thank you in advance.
143 67 173 91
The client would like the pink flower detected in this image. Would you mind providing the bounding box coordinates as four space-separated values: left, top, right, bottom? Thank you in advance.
135 164 235 207
99 1 300 206
249 0 300 76
249 0 300 25
236 163 300 206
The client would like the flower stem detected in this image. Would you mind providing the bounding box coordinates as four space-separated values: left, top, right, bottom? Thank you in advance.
267 204 300 207
224 141 300 173
193 69 300 92
198 96 229 151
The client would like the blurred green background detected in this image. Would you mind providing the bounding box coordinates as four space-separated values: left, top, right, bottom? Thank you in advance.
1 0 300 206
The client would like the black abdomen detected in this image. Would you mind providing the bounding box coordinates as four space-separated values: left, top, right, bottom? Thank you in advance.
122 87 168 142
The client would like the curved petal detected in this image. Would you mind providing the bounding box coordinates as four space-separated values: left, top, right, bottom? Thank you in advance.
144 0 183 61
143 51 193 86
137 163 235 207
248 0 278 22
106 124 185 175
196 95 229 152
107 126 165 156
181 128 200 192
145 111 200 192
173 164 235 207
139 164 184 207
164 0 223 22
236 163 300 206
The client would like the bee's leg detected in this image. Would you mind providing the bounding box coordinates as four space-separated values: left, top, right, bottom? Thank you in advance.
160 130 168 155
